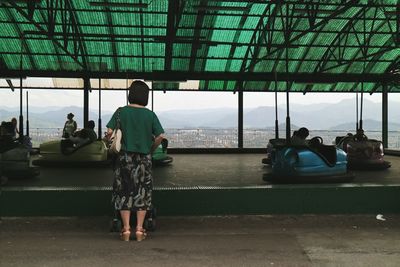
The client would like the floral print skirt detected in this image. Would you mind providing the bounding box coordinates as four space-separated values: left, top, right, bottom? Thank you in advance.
112 152 153 211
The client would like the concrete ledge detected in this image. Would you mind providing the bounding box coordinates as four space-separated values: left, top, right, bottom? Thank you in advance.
1 184 400 216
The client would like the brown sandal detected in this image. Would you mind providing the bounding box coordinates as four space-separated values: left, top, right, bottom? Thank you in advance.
120 228 131 241
135 227 147 242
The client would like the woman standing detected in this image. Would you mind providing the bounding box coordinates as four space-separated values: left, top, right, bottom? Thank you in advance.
106 81 164 242
11 118 19 139
62 113 77 138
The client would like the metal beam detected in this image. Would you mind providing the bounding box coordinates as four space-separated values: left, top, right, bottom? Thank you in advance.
165 0 184 71
3 8 37 70
2 3 399 14
6 79 14 91
66 0 89 69
224 2 256 90
246 0 357 71
189 3 207 71
301 7 367 94
0 51 398 64
0 69 397 83
238 3 276 87
4 34 399 50
6 0 86 69
2 19 398 34
104 3 118 72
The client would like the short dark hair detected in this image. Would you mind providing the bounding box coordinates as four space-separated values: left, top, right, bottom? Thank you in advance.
88 120 95 129
128 80 149 106
297 127 309 139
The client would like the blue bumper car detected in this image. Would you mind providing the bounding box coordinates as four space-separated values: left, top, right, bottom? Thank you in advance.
263 137 353 183
262 138 286 165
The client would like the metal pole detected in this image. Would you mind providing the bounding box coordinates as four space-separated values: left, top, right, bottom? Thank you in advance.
382 84 388 148
285 3 291 144
356 92 359 131
26 91 29 137
126 77 129 105
238 85 243 148
274 71 279 139
151 88 154 111
19 42 23 141
98 56 102 140
359 60 365 130
360 82 364 130
83 78 90 128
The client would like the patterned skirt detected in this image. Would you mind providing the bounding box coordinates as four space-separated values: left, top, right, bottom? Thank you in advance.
112 152 153 211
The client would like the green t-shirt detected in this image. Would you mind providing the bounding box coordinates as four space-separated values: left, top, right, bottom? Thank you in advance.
106 106 164 154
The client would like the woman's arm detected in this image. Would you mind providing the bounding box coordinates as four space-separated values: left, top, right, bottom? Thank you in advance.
151 134 165 153
104 128 113 141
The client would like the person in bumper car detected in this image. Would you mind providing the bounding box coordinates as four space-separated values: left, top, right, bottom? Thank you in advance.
69 120 97 147
291 127 309 146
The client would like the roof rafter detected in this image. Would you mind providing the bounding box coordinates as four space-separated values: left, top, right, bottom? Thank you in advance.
246 0 357 72
5 0 87 70
3 7 37 70
104 2 119 72
165 0 185 71
301 6 367 94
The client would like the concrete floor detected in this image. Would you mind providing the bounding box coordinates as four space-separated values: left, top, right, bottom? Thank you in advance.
6 154 400 187
1 215 400 267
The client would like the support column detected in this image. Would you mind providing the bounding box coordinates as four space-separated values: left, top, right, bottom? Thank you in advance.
238 89 243 148
83 77 90 128
19 77 23 141
382 84 388 148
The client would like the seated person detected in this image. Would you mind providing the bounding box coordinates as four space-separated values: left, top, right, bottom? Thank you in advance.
0 121 18 152
69 120 97 147
11 118 19 140
291 127 309 146
354 128 367 141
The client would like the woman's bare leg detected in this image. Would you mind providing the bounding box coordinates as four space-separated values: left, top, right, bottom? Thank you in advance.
136 210 147 241
136 210 147 229
120 210 131 241
120 210 131 231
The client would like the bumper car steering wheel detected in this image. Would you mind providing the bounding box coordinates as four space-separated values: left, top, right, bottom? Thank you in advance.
309 136 323 147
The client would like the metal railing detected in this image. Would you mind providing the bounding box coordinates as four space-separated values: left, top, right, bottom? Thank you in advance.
28 127 400 149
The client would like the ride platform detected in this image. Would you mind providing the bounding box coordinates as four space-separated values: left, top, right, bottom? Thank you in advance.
1 154 400 216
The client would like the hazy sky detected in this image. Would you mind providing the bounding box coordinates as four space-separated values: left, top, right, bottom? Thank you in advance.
0 78 391 113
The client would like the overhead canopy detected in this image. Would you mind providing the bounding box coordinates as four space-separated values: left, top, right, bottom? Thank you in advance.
0 0 399 92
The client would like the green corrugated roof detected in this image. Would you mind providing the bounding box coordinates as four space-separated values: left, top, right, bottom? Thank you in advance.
0 0 399 92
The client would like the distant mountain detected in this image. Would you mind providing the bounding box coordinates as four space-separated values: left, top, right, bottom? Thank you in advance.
0 106 66 113
284 99 400 130
0 106 113 129
158 108 237 128
329 119 400 131
1 99 400 130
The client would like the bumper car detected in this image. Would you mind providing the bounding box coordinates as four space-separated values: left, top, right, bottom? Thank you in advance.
335 133 391 170
0 123 39 181
152 138 173 166
263 137 354 183
262 138 286 165
33 138 108 166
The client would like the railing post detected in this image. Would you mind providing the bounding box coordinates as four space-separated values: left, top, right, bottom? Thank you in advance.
83 77 90 128
382 84 388 148
238 89 243 148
